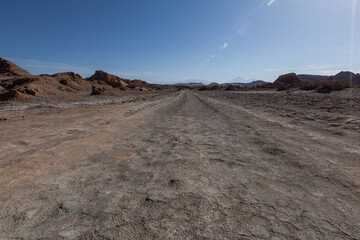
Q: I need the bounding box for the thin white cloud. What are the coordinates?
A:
[265,64,335,72]
[6,57,165,80]
[264,64,360,75]
[8,58,93,76]
[316,70,343,76]
[317,69,360,75]
[109,70,163,80]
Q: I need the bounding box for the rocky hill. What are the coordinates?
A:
[0,58,160,101]
[86,70,129,89]
[0,58,31,76]
[297,74,329,84]
[333,71,360,85]
[86,70,153,91]
[273,73,302,87]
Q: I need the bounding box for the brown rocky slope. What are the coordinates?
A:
[0,57,31,76]
[0,58,163,101]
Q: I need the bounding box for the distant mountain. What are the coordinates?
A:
[174,82,205,88]
[241,80,269,87]
[219,80,269,88]
[86,70,130,89]
[297,74,329,83]
[185,79,211,85]
[230,76,246,83]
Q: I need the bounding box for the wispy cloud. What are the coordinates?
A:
[6,57,166,81]
[315,70,343,76]
[265,64,334,72]
[8,58,94,76]
[304,64,334,70]
[264,64,360,75]
[108,70,164,80]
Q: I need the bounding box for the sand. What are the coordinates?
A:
[0,89,359,239]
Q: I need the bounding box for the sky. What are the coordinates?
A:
[1,0,359,84]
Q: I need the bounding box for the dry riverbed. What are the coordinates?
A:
[0,90,359,239]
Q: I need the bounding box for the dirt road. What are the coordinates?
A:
[0,90,359,239]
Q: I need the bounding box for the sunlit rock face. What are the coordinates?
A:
[0,58,31,76]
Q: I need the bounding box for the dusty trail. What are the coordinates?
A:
[0,90,359,239]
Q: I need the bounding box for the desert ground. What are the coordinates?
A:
[0,89,359,239]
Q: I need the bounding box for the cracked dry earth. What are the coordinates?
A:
[0,90,359,239]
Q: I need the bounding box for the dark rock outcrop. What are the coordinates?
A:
[91,85,104,95]
[86,70,128,89]
[333,71,360,85]
[273,73,301,87]
[297,74,329,84]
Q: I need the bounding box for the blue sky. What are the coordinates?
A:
[1,0,359,83]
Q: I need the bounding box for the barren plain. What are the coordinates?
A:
[0,89,359,239]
